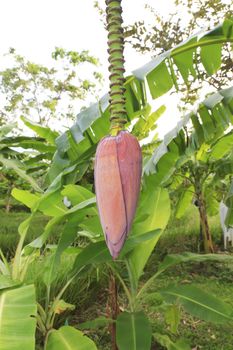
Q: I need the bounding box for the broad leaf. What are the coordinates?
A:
[157,252,233,276]
[72,241,111,273]
[137,252,233,299]
[165,304,181,334]
[116,311,152,350]
[200,28,222,75]
[209,130,233,159]
[46,326,97,350]
[43,214,85,286]
[175,186,194,219]
[61,184,97,217]
[29,197,96,249]
[133,19,232,99]
[78,316,113,330]
[160,284,233,323]
[21,116,59,144]
[0,155,42,192]
[144,87,233,178]
[72,19,233,138]
[0,275,20,290]
[154,333,191,350]
[120,229,162,257]
[72,229,162,275]
[128,180,170,282]
[0,285,37,350]
[11,188,40,209]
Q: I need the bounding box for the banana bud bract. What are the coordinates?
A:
[94,131,142,259]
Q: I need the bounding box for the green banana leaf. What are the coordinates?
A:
[46,326,97,350]
[0,285,37,350]
[116,311,152,350]
[160,284,233,323]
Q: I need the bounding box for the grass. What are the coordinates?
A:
[0,209,62,258]
[0,210,40,257]
[1,205,233,349]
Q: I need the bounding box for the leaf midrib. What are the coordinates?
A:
[57,331,73,350]
[130,313,137,350]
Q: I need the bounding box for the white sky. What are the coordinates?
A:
[0,0,182,136]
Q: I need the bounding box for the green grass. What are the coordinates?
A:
[0,210,47,257]
[0,209,63,258]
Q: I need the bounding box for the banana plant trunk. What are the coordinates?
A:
[106,273,119,350]
[197,191,214,253]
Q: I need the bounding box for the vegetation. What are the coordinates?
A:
[0,48,102,128]
[0,1,233,350]
[1,208,233,349]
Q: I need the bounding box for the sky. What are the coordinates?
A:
[0,0,175,68]
[0,0,183,136]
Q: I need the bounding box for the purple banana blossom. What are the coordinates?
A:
[94,131,142,259]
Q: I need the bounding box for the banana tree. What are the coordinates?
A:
[50,17,233,189]
[172,139,233,253]
[63,11,233,350]
[1,6,233,350]
[144,86,233,253]
[0,119,57,198]
[47,16,233,256]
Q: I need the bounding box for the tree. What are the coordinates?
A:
[0,48,102,129]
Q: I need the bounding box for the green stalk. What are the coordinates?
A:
[106,0,127,135]
[45,271,80,329]
[125,259,137,312]
[12,213,35,280]
[44,329,53,350]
